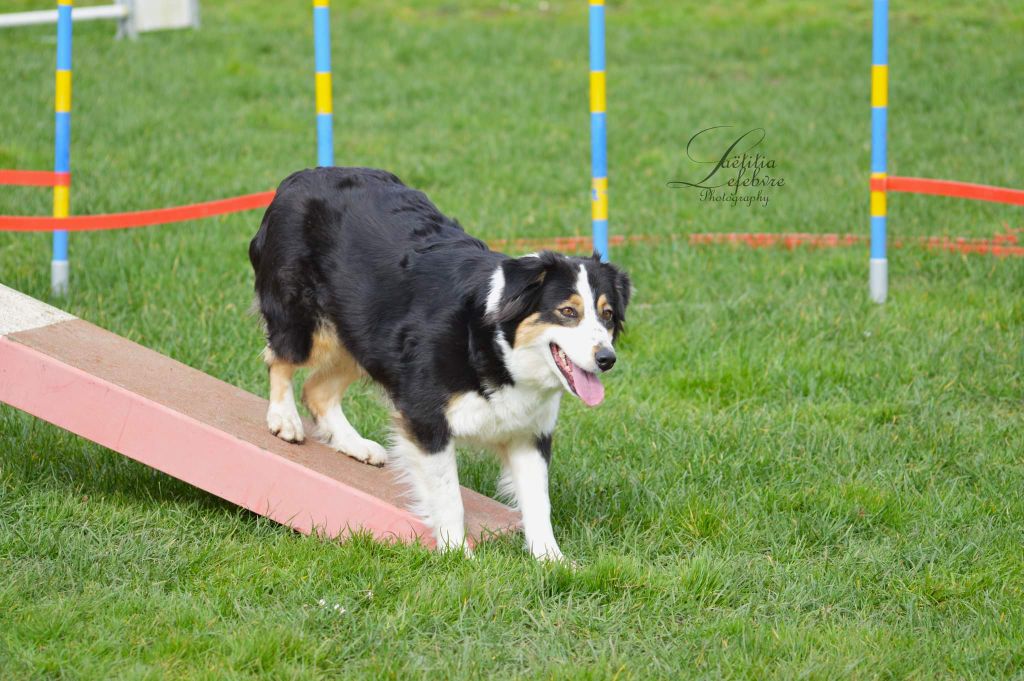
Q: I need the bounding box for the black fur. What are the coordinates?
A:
[250,167,630,453]
[536,434,554,464]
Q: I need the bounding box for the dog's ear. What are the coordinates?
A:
[491,251,560,324]
[592,252,632,315]
[614,267,632,313]
[599,261,632,337]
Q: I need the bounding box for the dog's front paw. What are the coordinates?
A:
[267,403,305,443]
[434,528,471,557]
[437,540,474,558]
[530,543,565,562]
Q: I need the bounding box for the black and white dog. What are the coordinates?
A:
[249,167,630,559]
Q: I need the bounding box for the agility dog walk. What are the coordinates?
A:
[0,284,520,547]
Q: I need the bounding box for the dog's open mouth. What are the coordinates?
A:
[550,343,605,406]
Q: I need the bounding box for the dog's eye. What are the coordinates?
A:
[559,307,578,318]
[601,308,613,321]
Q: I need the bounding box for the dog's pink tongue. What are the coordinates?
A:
[572,362,605,406]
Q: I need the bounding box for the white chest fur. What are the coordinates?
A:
[446,383,561,448]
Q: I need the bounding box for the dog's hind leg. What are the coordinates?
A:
[302,331,388,466]
[265,349,305,444]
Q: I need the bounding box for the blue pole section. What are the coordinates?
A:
[52,0,73,295]
[313,0,334,166]
[589,0,608,261]
[869,0,889,303]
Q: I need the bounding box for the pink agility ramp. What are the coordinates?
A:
[0,284,519,547]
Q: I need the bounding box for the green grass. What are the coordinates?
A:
[2,1,1023,677]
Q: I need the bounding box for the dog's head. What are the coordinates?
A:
[488,251,632,406]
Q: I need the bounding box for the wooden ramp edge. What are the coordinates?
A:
[0,284,520,548]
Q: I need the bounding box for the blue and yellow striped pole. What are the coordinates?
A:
[589,0,608,261]
[52,0,73,295]
[313,0,333,166]
[869,0,889,303]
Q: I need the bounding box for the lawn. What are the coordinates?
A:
[2,1,1023,678]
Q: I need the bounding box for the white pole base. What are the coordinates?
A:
[51,260,69,297]
[869,258,887,304]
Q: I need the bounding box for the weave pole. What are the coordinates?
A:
[52,0,73,295]
[869,0,889,303]
[589,0,608,261]
[313,0,333,166]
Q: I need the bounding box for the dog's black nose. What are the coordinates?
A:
[595,347,616,372]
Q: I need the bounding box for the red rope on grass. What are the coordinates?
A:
[0,170,70,187]
[2,182,1020,258]
[0,190,275,232]
[871,175,1024,206]
[687,232,865,249]
[918,235,1024,257]
[492,231,1024,258]
[493,233,868,253]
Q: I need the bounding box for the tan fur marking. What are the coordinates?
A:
[514,312,556,347]
[302,328,364,419]
[264,322,363,372]
[596,293,614,321]
[268,361,297,403]
[308,324,348,368]
[303,365,342,419]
